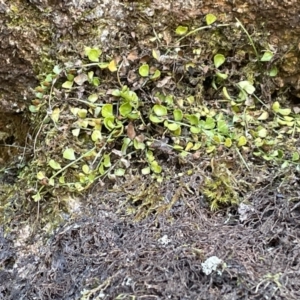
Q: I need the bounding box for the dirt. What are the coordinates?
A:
[1,173,300,299]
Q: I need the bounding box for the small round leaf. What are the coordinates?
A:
[175,25,188,35]
[115,168,125,176]
[48,159,62,170]
[119,103,132,116]
[139,64,149,77]
[173,109,183,121]
[206,13,217,25]
[88,94,98,103]
[153,104,167,116]
[166,122,180,131]
[63,148,76,160]
[102,104,113,117]
[214,54,225,68]
[260,51,273,62]
[91,130,101,141]
[238,136,247,147]
[238,81,255,94]
[62,81,73,89]
[108,59,117,72]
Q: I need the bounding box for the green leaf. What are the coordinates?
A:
[115,168,125,176]
[238,80,255,94]
[35,92,44,99]
[88,71,94,82]
[206,145,216,153]
[139,64,149,77]
[150,161,162,174]
[133,139,145,150]
[258,111,269,120]
[272,101,280,112]
[173,145,184,150]
[108,59,117,72]
[165,122,180,131]
[88,94,98,103]
[185,142,194,151]
[91,130,101,141]
[281,160,289,169]
[173,109,183,121]
[149,114,164,123]
[32,192,41,202]
[217,120,229,135]
[99,164,105,175]
[82,165,90,174]
[238,136,247,147]
[258,128,268,138]
[191,142,201,150]
[222,87,231,100]
[112,89,121,97]
[152,49,160,60]
[277,149,284,159]
[203,117,215,129]
[75,182,84,191]
[185,114,199,126]
[37,171,46,180]
[190,126,201,134]
[62,81,73,89]
[224,138,232,147]
[29,105,39,113]
[269,66,278,77]
[48,159,62,170]
[175,25,188,35]
[128,112,140,120]
[45,73,53,82]
[206,13,217,25]
[98,62,109,69]
[103,116,115,130]
[151,69,161,80]
[165,95,174,105]
[216,72,228,80]
[278,108,291,116]
[153,104,168,116]
[72,128,80,136]
[53,65,62,75]
[119,103,132,116]
[103,154,111,168]
[92,77,100,86]
[146,150,155,162]
[121,137,131,155]
[213,135,221,144]
[67,74,74,81]
[78,109,87,118]
[85,47,102,62]
[292,152,299,161]
[63,148,76,160]
[142,167,151,175]
[260,51,273,62]
[102,104,113,117]
[214,54,225,68]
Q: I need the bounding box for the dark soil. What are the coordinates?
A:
[1,175,300,300]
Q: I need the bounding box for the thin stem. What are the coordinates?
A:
[235,18,259,59]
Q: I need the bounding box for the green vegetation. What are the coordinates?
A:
[4,13,299,225]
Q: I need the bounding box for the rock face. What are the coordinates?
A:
[0,3,37,113]
[0,0,299,115]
